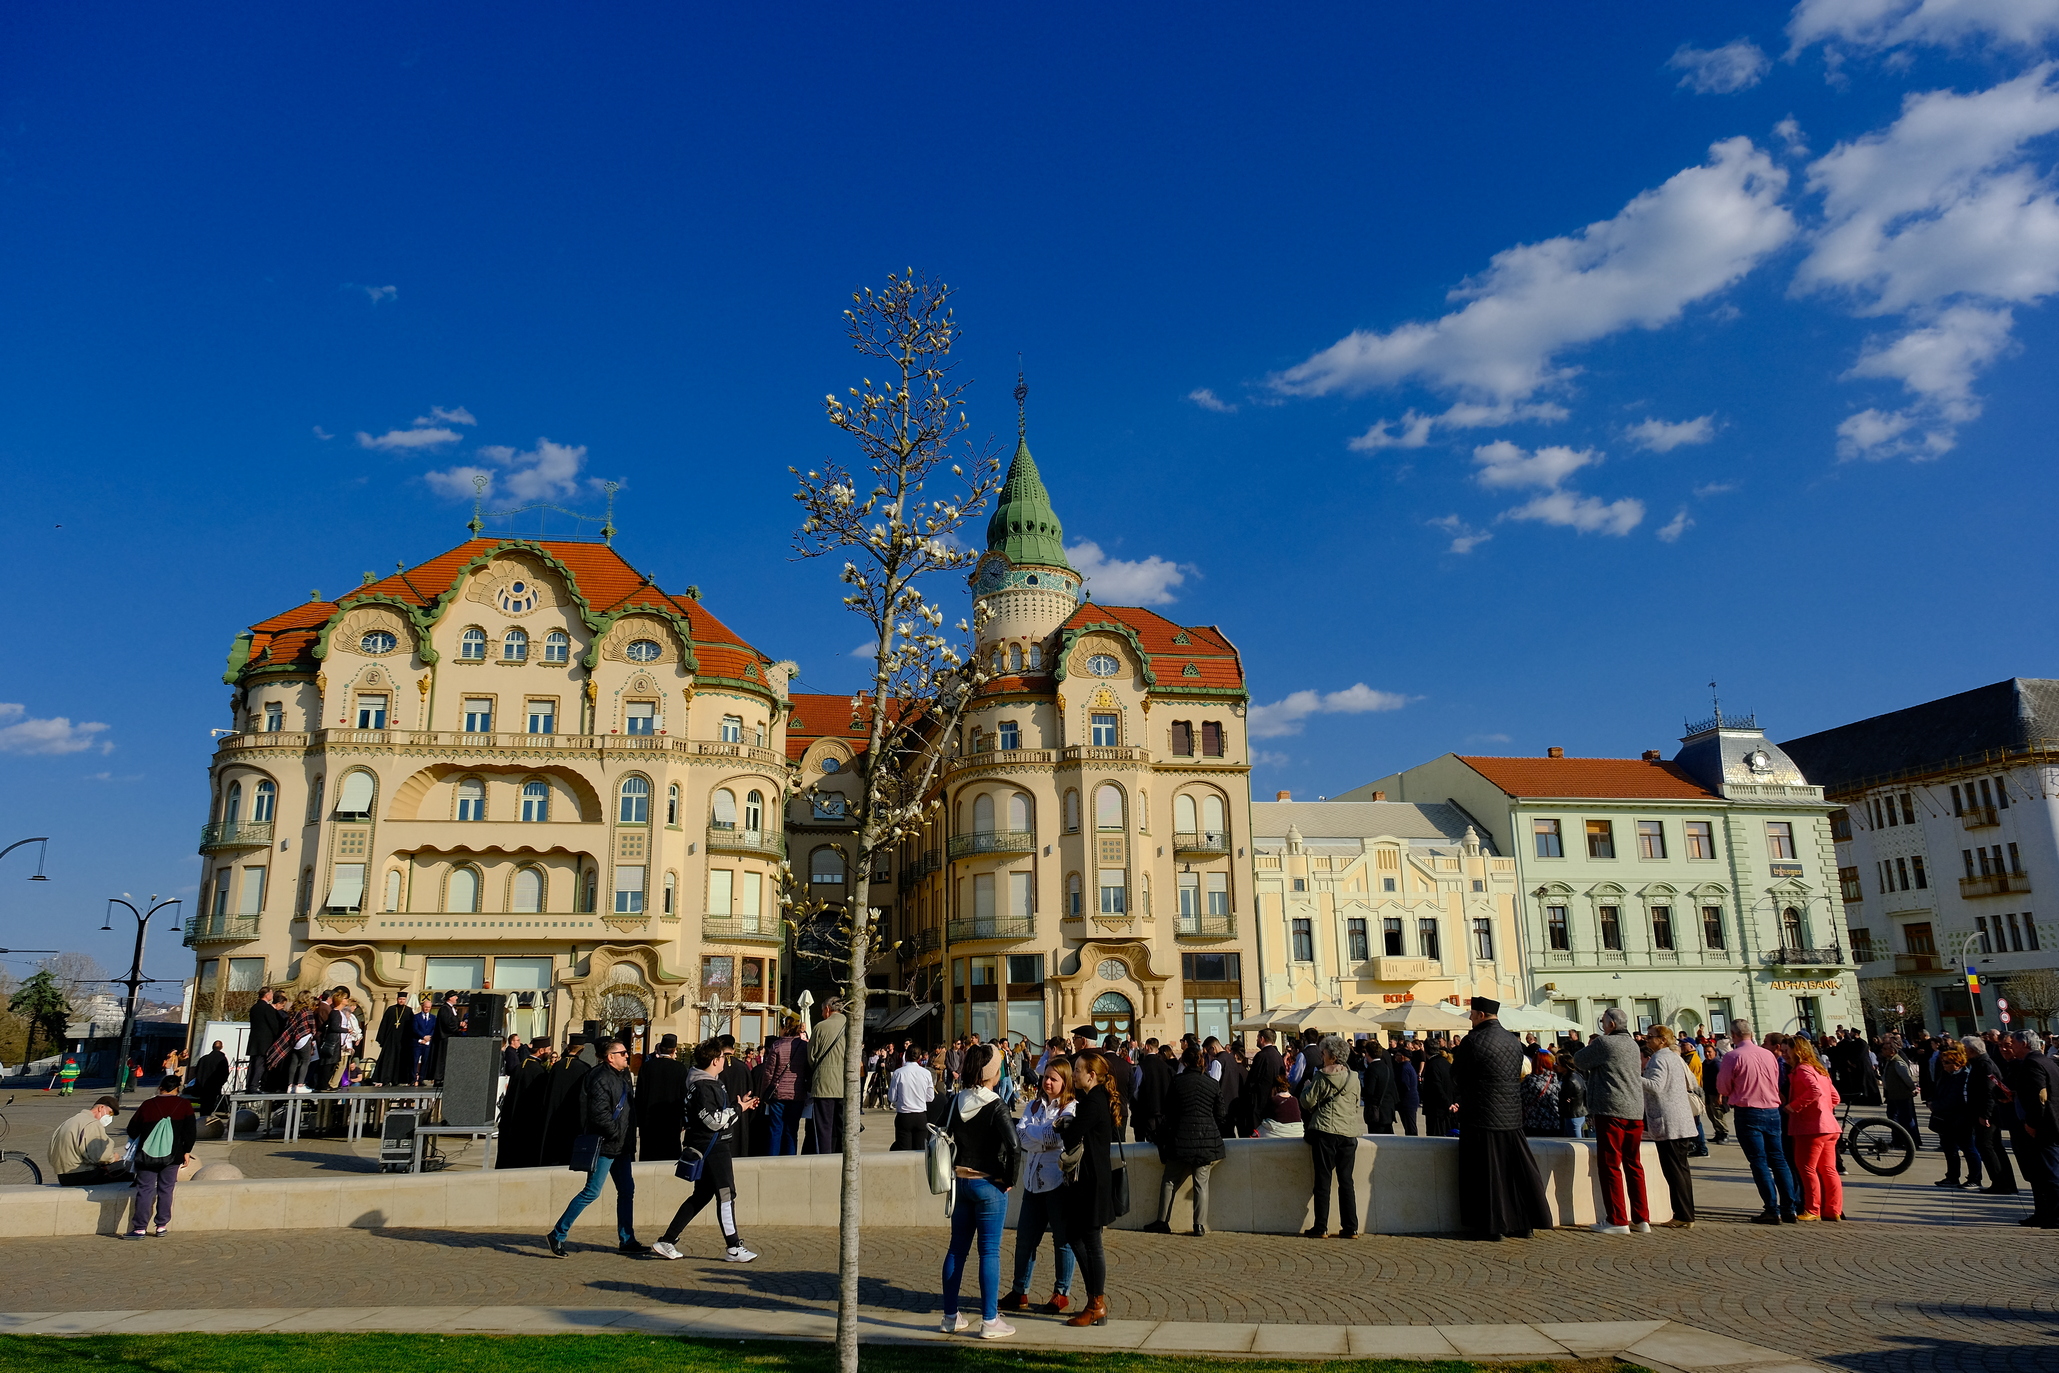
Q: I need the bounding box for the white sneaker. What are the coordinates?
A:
[941,1314,969,1334]
[1630,1221,1651,1234]
[1591,1222,1631,1235]
[651,1242,683,1260]
[724,1245,758,1263]
[977,1318,1016,1340]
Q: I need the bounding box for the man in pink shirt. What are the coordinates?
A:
[1715,1020,1799,1224]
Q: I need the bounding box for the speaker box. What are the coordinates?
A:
[441,1036,500,1127]
[466,992,507,1039]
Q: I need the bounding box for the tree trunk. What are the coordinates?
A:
[836,873,870,1373]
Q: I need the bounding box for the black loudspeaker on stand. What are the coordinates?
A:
[441,1036,500,1127]
[466,992,507,1039]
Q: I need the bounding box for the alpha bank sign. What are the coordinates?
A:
[1769,979,1841,991]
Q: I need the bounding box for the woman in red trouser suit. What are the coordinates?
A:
[1784,1038,1843,1221]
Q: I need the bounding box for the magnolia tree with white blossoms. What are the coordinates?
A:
[789,269,1000,1371]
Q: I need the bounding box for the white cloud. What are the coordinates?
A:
[1788,0,2059,55]
[1466,732,1514,745]
[311,426,333,441]
[1250,748,1292,768]
[1797,66,2059,455]
[1066,540,1190,606]
[0,703,111,756]
[851,641,878,660]
[418,405,477,427]
[359,426,463,451]
[1428,514,1493,554]
[1668,40,1770,94]
[1249,683,1412,739]
[1656,507,1694,542]
[1187,388,1236,413]
[1271,139,1793,407]
[1694,479,1740,496]
[1624,414,1718,451]
[1472,439,1598,490]
[343,283,398,304]
[427,437,590,502]
[1348,400,1569,450]
[1503,490,1648,535]
[1775,117,1810,158]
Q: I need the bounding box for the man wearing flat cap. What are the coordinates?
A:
[1451,996,1554,1240]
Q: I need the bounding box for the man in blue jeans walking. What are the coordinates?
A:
[1714,1019,1800,1224]
[546,1040,650,1257]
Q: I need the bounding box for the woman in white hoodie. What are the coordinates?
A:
[1641,1025,1698,1228]
[999,1061,1078,1315]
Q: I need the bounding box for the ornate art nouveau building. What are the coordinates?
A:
[890,426,1259,1047]
[189,536,797,1050]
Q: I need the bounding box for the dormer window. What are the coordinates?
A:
[460,627,488,660]
[502,628,528,662]
[498,580,537,614]
[359,630,398,655]
[543,631,570,664]
[1086,653,1119,677]
[625,639,661,663]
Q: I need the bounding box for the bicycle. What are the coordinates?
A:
[0,1150,42,1185]
[0,1093,15,1142]
[1840,1100,1916,1176]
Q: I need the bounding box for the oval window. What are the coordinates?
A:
[1087,653,1119,677]
[625,639,662,662]
[821,756,840,773]
[360,630,398,654]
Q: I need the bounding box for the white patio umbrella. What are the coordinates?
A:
[1495,1003,1585,1034]
[1368,999,1473,1032]
[1265,1001,1390,1036]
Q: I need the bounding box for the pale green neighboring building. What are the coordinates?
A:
[1345,715,1858,1038]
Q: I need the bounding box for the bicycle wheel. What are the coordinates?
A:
[0,1151,43,1186]
[1845,1116,1915,1176]
[0,1112,11,1142]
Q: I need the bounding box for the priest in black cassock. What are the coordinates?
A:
[496,1046,554,1169]
[429,992,467,1084]
[536,1035,598,1167]
[635,1034,688,1160]
[373,993,415,1086]
[1451,996,1555,1240]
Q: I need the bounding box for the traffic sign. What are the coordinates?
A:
[1998,997,2010,1012]
[2002,1010,2013,1025]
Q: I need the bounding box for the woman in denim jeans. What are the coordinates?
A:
[999,1061,1077,1314]
[939,1042,1017,1339]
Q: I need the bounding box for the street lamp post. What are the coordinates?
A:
[103,894,181,1108]
[1951,931,1992,1035]
[0,837,52,880]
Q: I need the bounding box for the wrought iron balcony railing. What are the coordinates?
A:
[199,820,273,852]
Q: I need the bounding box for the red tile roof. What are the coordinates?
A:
[1061,604,1245,690]
[1457,755,1720,801]
[782,691,919,762]
[237,538,773,679]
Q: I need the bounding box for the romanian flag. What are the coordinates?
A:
[1965,967,1982,995]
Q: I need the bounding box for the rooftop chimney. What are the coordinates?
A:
[1372,790,1387,801]
[1276,790,1291,802]
[1546,746,1564,759]
[1643,749,1662,761]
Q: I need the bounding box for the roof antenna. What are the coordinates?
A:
[468,473,487,534]
[1015,359,1028,441]
[1709,679,1722,730]
[602,480,618,546]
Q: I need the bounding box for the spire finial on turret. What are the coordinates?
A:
[1015,359,1027,441]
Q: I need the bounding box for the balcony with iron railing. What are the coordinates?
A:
[1961,872,2030,898]
[1895,952,1942,974]
[701,916,785,945]
[948,747,1056,776]
[1961,805,2000,830]
[1768,945,1846,967]
[1174,912,1236,939]
[199,820,273,852]
[706,825,786,859]
[945,916,1036,944]
[215,729,788,769]
[1172,830,1230,858]
[183,914,261,946]
[947,830,1035,861]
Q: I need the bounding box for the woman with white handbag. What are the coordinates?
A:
[936,1042,1020,1339]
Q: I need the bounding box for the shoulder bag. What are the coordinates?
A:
[675,1147,706,1183]
[1108,1140,1131,1218]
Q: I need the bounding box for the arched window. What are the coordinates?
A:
[460,627,488,660]
[543,630,570,664]
[521,780,550,822]
[712,788,738,828]
[744,790,764,831]
[663,871,677,915]
[1067,872,1083,917]
[252,779,276,823]
[1008,792,1031,831]
[456,777,485,821]
[1782,906,1804,948]
[223,782,243,824]
[973,793,995,833]
[619,776,650,823]
[383,869,403,912]
[1064,790,1081,832]
[503,627,529,662]
[448,867,480,913]
[336,770,375,818]
[512,867,544,913]
[666,784,680,826]
[1008,644,1023,673]
[1202,795,1226,837]
[307,777,324,824]
[1175,794,1197,833]
[811,847,846,887]
[1096,784,1124,830]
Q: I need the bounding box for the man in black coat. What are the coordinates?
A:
[636,1034,689,1160]
[188,1040,232,1113]
[537,1036,598,1167]
[1145,1047,1227,1235]
[2000,1032,2059,1228]
[373,993,415,1086]
[1132,1040,1174,1145]
[1450,997,1554,1240]
[1245,1030,1284,1128]
[1361,1047,1401,1133]
[717,1034,756,1157]
[430,993,467,1084]
[246,989,284,1092]
[1211,1040,1249,1138]
[496,1047,553,1169]
[543,1038,648,1257]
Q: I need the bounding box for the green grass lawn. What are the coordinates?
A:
[0,1335,1636,1373]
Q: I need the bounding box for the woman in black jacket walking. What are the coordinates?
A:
[1146,1046,1225,1235]
[1420,1046,1459,1137]
[1060,1049,1125,1327]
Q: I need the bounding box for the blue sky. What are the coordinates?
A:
[5,2,2059,984]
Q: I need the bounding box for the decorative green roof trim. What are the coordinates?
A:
[1051,621,1158,689]
[311,591,449,667]
[222,631,255,685]
[1146,686,1250,701]
[985,436,1071,570]
[692,676,780,705]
